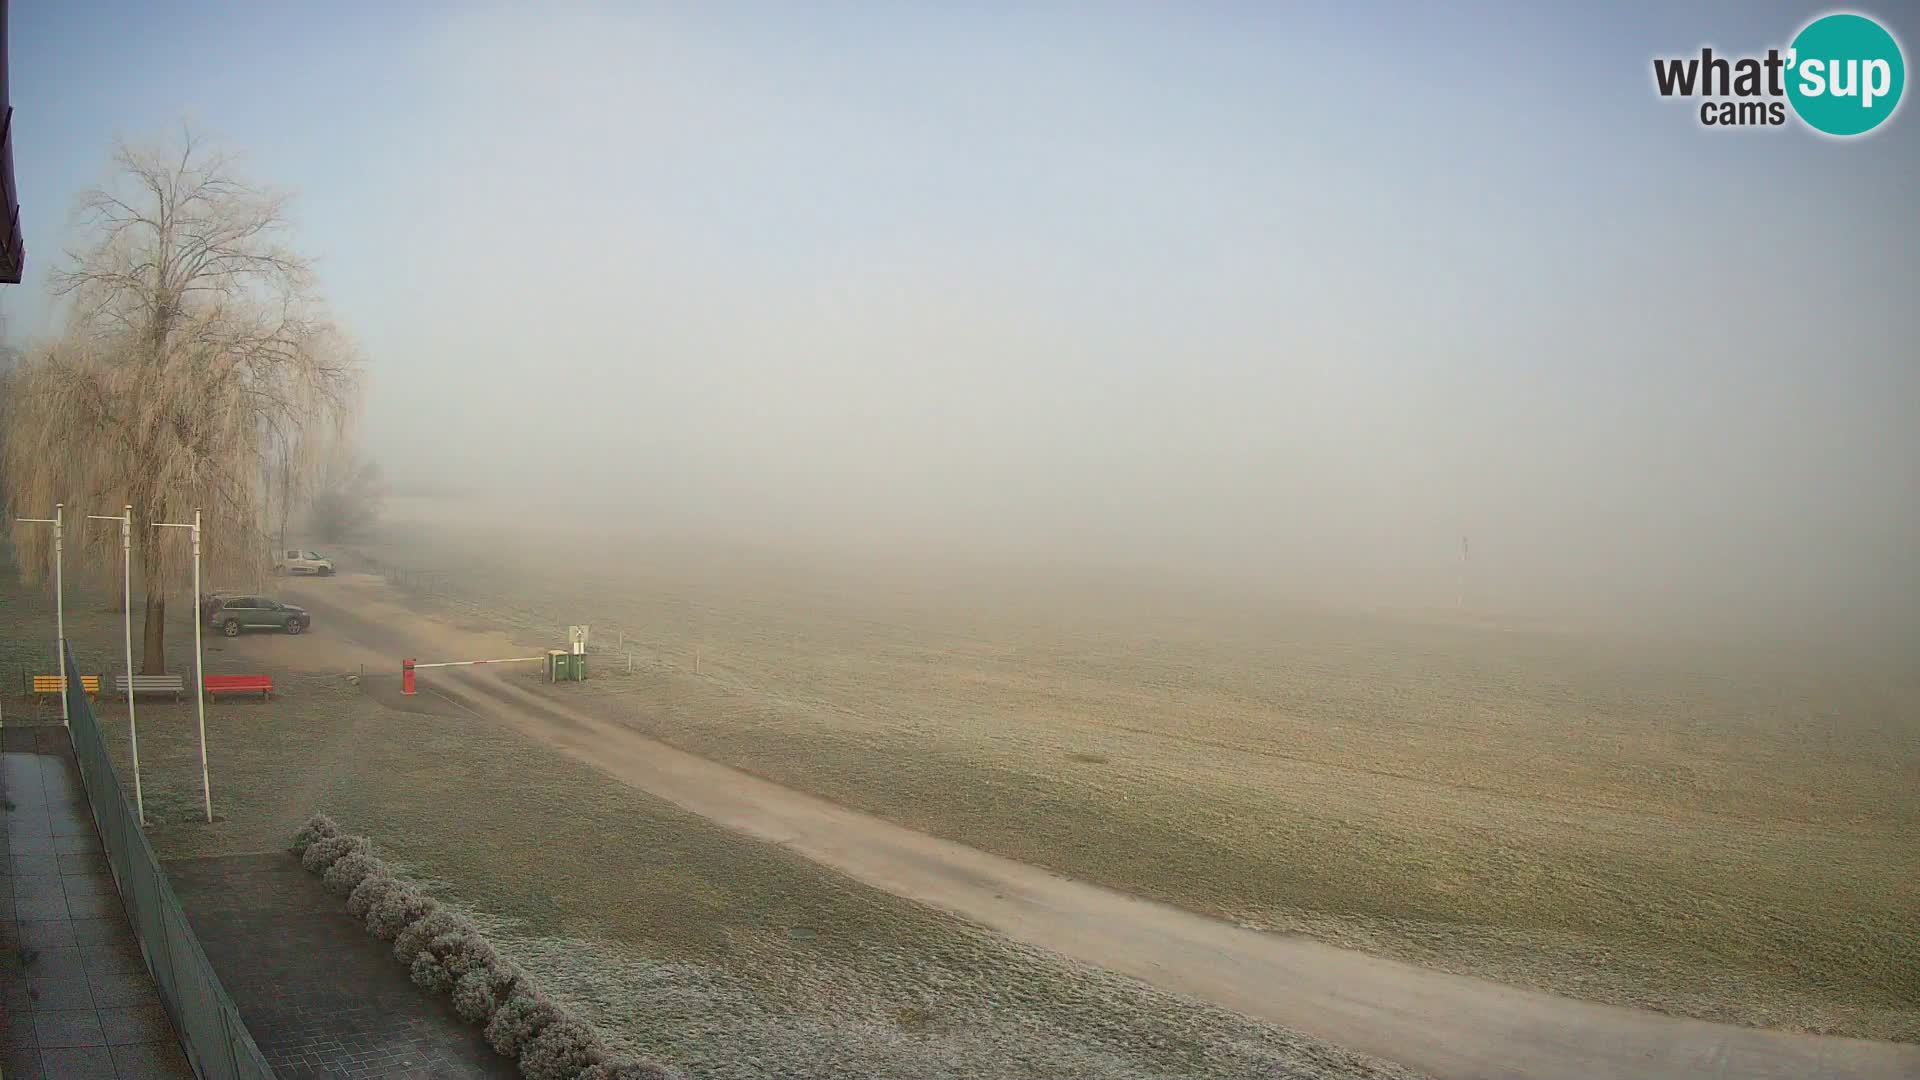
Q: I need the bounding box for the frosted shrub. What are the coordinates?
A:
[437,933,499,981]
[453,968,507,1023]
[367,886,437,940]
[324,851,381,896]
[414,930,492,995]
[517,1018,605,1080]
[288,814,341,855]
[485,957,528,1002]
[485,990,561,1057]
[293,826,627,1076]
[347,873,401,920]
[470,951,522,1006]
[301,834,367,874]
[395,909,473,966]
[411,948,456,993]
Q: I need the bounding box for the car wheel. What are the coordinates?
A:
[320,566,334,577]
[223,619,242,638]
[286,620,304,635]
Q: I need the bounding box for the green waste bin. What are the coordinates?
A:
[551,650,587,682]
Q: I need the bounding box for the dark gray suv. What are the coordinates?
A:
[207,595,312,636]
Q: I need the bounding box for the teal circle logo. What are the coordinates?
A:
[1787,13,1905,136]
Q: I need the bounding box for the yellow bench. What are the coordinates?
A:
[32,674,101,702]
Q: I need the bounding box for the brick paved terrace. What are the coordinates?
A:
[2,722,194,1080]
[4,716,522,1080]
[165,852,518,1080]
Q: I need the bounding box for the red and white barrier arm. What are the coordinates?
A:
[402,655,546,695]
[410,657,547,669]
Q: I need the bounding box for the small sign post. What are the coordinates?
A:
[568,624,589,656]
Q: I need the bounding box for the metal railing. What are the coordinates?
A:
[61,640,277,1079]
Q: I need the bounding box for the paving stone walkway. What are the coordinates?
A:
[166,852,518,1080]
[2,723,195,1080]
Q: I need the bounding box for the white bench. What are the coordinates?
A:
[114,674,187,701]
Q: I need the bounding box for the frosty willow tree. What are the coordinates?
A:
[2,126,359,672]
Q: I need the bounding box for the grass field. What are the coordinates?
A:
[340,499,1920,1042]
[0,546,1421,1079]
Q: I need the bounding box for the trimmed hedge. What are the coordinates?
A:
[368,886,437,941]
[453,968,507,1024]
[289,814,341,855]
[431,930,500,981]
[323,851,380,896]
[396,909,475,966]
[347,873,403,920]
[300,833,367,874]
[411,947,457,994]
[294,818,677,1080]
[486,990,562,1058]
[518,1018,606,1080]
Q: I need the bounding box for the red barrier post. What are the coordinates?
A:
[402,658,416,696]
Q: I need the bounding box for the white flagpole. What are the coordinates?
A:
[153,508,213,822]
[191,507,208,822]
[55,504,66,723]
[90,506,143,824]
[14,507,68,722]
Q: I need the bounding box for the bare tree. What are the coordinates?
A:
[0,125,358,672]
[265,410,344,552]
[308,449,385,543]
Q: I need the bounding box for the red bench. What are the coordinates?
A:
[204,674,273,700]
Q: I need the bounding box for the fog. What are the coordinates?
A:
[17,4,1920,639]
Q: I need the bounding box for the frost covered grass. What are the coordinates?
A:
[292,817,667,1078]
[345,522,1920,1042]
[18,564,1432,1077]
[466,911,1419,1080]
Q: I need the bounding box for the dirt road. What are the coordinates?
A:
[251,574,1920,1080]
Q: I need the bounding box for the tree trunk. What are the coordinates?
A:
[279,438,294,553]
[135,516,170,675]
[142,591,167,675]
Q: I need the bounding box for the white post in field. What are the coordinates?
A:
[90,506,144,824]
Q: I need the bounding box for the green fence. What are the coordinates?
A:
[62,641,277,1080]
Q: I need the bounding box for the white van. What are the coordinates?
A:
[273,549,335,576]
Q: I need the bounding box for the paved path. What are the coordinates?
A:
[285,575,1920,1080]
[2,723,194,1080]
[166,852,518,1080]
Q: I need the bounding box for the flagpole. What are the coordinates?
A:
[89,507,143,823]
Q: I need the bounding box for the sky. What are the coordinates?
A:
[5,1,1918,632]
